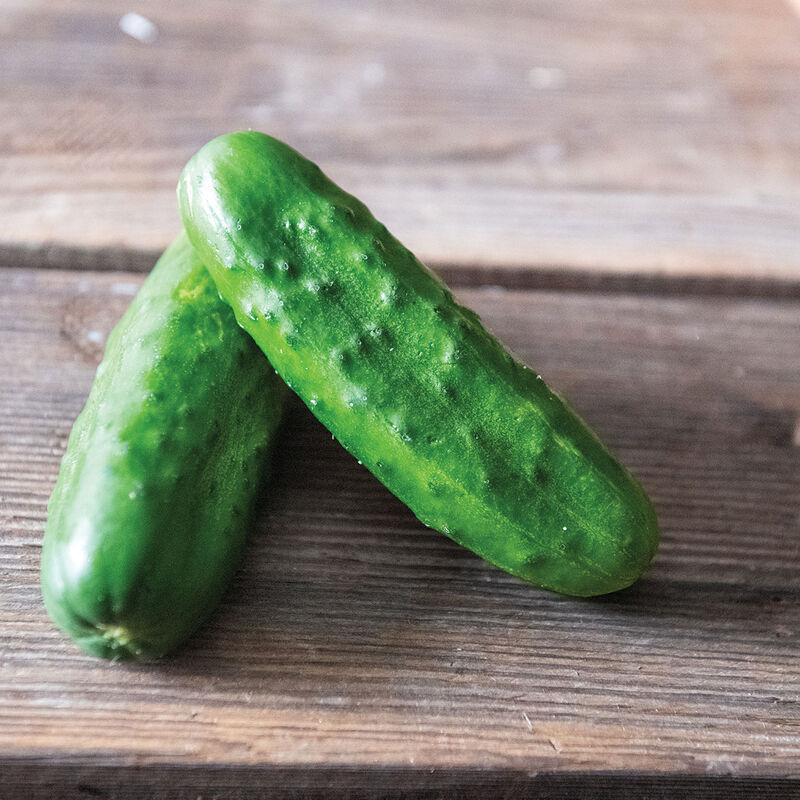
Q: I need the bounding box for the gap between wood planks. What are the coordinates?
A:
[2,242,800,302]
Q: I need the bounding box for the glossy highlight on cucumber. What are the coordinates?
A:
[41,233,288,660]
[179,131,659,596]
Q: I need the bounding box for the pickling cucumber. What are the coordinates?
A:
[179,132,658,596]
[41,233,288,660]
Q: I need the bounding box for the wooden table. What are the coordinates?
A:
[2,2,799,797]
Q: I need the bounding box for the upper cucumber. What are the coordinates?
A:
[179,132,658,596]
[41,233,288,659]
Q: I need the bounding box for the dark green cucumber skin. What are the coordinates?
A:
[179,132,658,596]
[41,233,287,660]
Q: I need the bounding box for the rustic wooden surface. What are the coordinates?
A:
[1,266,799,797]
[3,0,800,796]
[3,0,800,279]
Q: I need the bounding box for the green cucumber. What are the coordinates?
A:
[179,132,658,596]
[41,233,288,660]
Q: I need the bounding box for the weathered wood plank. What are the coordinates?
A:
[0,267,798,795]
[3,765,800,800]
[2,0,800,279]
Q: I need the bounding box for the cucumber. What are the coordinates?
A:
[179,132,658,596]
[41,233,288,660]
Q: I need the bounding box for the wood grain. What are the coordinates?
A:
[3,766,800,800]
[1,266,798,795]
[3,0,800,280]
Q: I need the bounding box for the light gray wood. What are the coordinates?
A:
[1,266,798,795]
[3,0,800,279]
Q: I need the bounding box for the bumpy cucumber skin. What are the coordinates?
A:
[41,233,287,660]
[179,132,658,596]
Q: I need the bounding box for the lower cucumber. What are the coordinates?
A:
[179,132,659,597]
[41,233,288,660]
